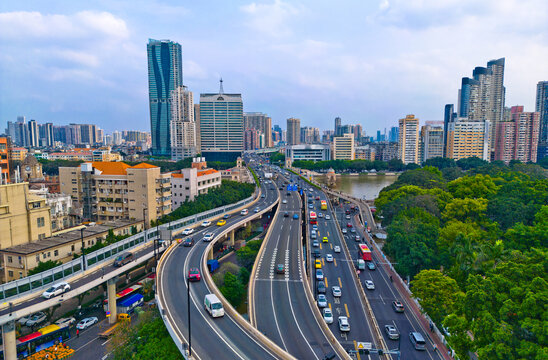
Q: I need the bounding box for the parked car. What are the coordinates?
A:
[203,233,214,242]
[188,268,201,282]
[338,316,350,332]
[183,238,195,247]
[332,286,342,297]
[26,312,46,327]
[325,254,333,262]
[55,317,76,327]
[76,317,98,330]
[323,308,333,324]
[317,294,328,308]
[42,282,71,299]
[334,246,341,253]
[392,300,405,313]
[365,280,375,290]
[113,252,134,267]
[201,221,211,227]
[385,324,400,340]
[182,228,194,235]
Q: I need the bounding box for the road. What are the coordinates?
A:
[335,201,443,360]
[251,173,337,359]
[159,176,283,360]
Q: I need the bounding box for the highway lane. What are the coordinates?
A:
[335,202,442,360]
[252,175,336,359]
[309,190,381,359]
[160,178,282,360]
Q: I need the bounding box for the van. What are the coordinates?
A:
[204,294,224,318]
[114,252,134,267]
[311,230,317,239]
[409,332,426,350]
[241,209,249,216]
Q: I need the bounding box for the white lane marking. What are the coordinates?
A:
[286,278,320,359]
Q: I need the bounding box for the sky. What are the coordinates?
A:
[1,0,547,135]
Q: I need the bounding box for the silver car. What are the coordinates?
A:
[317,294,328,308]
[323,308,333,324]
[385,324,400,340]
[365,280,375,290]
[332,286,342,297]
[338,316,350,332]
[42,282,71,299]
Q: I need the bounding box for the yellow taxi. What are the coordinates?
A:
[322,236,328,243]
[216,219,226,226]
[315,259,322,269]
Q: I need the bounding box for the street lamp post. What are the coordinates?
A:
[187,279,192,357]
[142,208,147,230]
[80,228,86,271]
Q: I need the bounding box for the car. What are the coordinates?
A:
[309,188,314,192]
[318,213,323,218]
[317,294,328,308]
[342,229,347,234]
[323,308,334,324]
[203,233,214,242]
[188,267,201,281]
[312,225,318,231]
[18,315,32,326]
[313,249,321,258]
[223,214,230,219]
[183,238,195,247]
[293,214,299,219]
[284,212,289,217]
[254,207,260,213]
[322,236,328,243]
[315,196,320,200]
[55,317,76,327]
[312,240,319,247]
[216,219,226,226]
[350,228,356,233]
[346,215,351,219]
[315,259,322,269]
[325,254,333,262]
[392,300,405,313]
[276,264,285,274]
[261,194,266,198]
[279,187,284,190]
[42,281,71,299]
[355,235,361,242]
[385,325,400,340]
[334,246,341,253]
[282,199,287,204]
[308,204,314,209]
[113,252,134,267]
[317,281,326,293]
[325,214,331,220]
[201,221,211,227]
[365,280,375,290]
[76,317,98,330]
[316,269,324,280]
[26,312,46,327]
[347,223,353,228]
[182,228,194,235]
[332,286,342,297]
[367,262,376,270]
[338,316,350,332]
[286,192,291,196]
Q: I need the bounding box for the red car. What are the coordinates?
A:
[347,223,353,228]
[188,268,201,282]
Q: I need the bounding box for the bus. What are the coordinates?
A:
[3,324,71,358]
[320,200,327,211]
[309,211,317,225]
[103,284,142,311]
[358,244,372,261]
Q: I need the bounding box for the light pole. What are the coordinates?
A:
[80,228,86,271]
[187,278,192,357]
[142,208,147,230]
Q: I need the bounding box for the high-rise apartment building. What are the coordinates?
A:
[194,104,201,150]
[420,122,444,162]
[443,104,457,157]
[286,118,301,145]
[494,106,540,163]
[147,39,183,156]
[446,118,490,161]
[353,124,363,141]
[398,115,420,164]
[333,133,355,160]
[340,124,353,136]
[0,137,10,184]
[244,112,272,148]
[244,129,261,150]
[199,81,244,162]
[536,81,548,161]
[170,86,197,160]
[28,120,38,148]
[300,126,320,144]
[334,117,342,136]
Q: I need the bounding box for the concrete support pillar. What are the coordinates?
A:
[2,320,16,360]
[207,248,214,260]
[107,278,118,324]
[228,230,235,246]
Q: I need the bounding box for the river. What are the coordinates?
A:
[315,173,398,200]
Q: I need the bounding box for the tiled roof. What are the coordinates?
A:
[171,173,184,178]
[197,168,219,177]
[130,163,157,169]
[91,162,131,175]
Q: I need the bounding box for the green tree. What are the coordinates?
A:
[423,157,456,169]
[411,270,461,324]
[442,198,488,223]
[220,272,245,307]
[28,260,63,276]
[456,156,488,170]
[447,174,500,199]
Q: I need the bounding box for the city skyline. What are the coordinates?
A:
[1,1,547,134]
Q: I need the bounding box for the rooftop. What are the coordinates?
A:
[197,169,219,176]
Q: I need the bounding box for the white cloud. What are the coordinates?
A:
[240,0,301,37]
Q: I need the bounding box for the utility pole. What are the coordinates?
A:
[80,228,86,271]
[187,280,192,357]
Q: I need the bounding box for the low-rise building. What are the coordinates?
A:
[0,137,10,184]
[333,134,355,160]
[9,147,28,161]
[220,157,253,183]
[285,144,331,162]
[171,157,222,207]
[355,146,376,161]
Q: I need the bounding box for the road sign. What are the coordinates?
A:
[106,311,111,318]
[357,342,372,350]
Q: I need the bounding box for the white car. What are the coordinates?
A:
[325,214,331,220]
[332,286,342,297]
[76,317,98,330]
[282,199,287,204]
[317,294,328,308]
[18,315,32,325]
[325,254,334,262]
[338,316,350,332]
[334,246,341,253]
[365,280,375,290]
[182,228,194,235]
[55,317,76,327]
[203,233,214,242]
[42,282,71,299]
[26,312,46,327]
[323,308,334,324]
[201,221,211,227]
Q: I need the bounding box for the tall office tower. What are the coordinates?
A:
[170,86,197,160]
[66,124,82,145]
[286,118,301,145]
[194,104,201,151]
[8,117,30,147]
[397,114,420,164]
[79,124,97,145]
[334,117,342,136]
[147,39,183,156]
[495,106,540,163]
[340,124,352,136]
[420,122,444,162]
[388,126,399,142]
[446,118,490,161]
[244,112,272,148]
[38,123,54,147]
[536,81,548,161]
[376,130,382,142]
[333,133,355,160]
[28,120,38,147]
[199,80,244,161]
[443,104,457,157]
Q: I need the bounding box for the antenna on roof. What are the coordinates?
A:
[219,78,224,94]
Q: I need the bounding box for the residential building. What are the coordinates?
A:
[147,39,183,156]
[355,145,376,161]
[443,104,457,157]
[322,130,334,143]
[0,137,9,184]
[28,120,38,148]
[29,186,75,231]
[244,129,261,150]
[446,118,490,161]
[398,114,420,164]
[59,161,171,224]
[333,133,355,160]
[286,118,301,145]
[494,106,540,163]
[199,81,244,162]
[285,144,331,162]
[420,122,444,162]
[220,157,253,183]
[353,124,363,141]
[38,123,54,147]
[244,112,272,148]
[9,147,28,162]
[194,104,201,150]
[334,117,342,136]
[0,182,52,249]
[301,126,320,144]
[340,124,353,136]
[170,86,197,160]
[171,157,222,206]
[536,81,548,161]
[372,142,399,162]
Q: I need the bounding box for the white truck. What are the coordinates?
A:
[204,294,224,318]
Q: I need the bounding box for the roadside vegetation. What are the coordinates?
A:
[269,152,285,164]
[374,157,547,359]
[292,158,408,172]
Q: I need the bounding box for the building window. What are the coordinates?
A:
[19,272,23,279]
[54,250,59,257]
[36,255,40,263]
[8,271,13,278]
[37,217,45,227]
[7,256,13,263]
[43,253,47,259]
[48,252,51,257]
[33,202,41,208]
[71,245,75,252]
